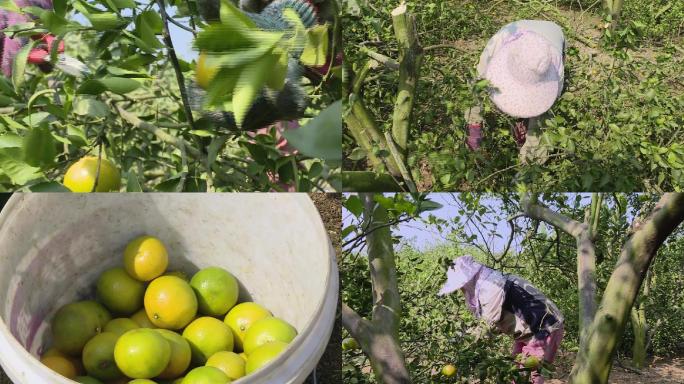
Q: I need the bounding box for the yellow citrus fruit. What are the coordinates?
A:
[104,318,140,337]
[190,267,239,317]
[442,364,457,377]
[114,328,171,379]
[123,236,169,282]
[183,366,229,384]
[74,376,103,384]
[130,308,157,329]
[224,302,272,351]
[155,329,192,379]
[206,351,245,380]
[63,156,121,193]
[128,380,157,384]
[41,355,78,379]
[245,341,288,375]
[243,317,297,355]
[97,267,146,315]
[82,332,123,381]
[196,52,219,90]
[239,352,248,362]
[342,337,359,350]
[144,275,198,330]
[182,317,234,365]
[524,356,541,369]
[42,347,84,374]
[52,301,112,356]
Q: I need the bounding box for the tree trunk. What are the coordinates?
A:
[341,194,411,384]
[605,0,624,31]
[570,193,684,384]
[631,270,650,369]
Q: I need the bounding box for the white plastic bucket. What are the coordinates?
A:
[0,193,338,384]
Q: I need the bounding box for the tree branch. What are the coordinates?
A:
[570,193,684,384]
[390,3,422,162]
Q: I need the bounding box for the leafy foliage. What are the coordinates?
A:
[342,193,684,382]
[0,0,341,191]
[343,0,684,191]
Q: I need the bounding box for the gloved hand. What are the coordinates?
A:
[464,105,484,150]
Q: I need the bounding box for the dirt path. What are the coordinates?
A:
[547,352,684,383]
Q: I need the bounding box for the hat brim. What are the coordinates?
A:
[485,45,562,118]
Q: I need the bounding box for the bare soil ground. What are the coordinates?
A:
[547,351,684,383]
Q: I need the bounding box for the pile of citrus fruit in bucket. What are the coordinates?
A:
[39,235,298,384]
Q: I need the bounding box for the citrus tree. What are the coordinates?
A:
[342,192,684,383]
[342,0,684,191]
[0,0,342,192]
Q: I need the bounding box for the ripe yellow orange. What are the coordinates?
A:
[206,351,246,380]
[51,301,111,356]
[190,267,239,317]
[196,52,219,90]
[123,236,169,282]
[442,364,457,377]
[128,380,157,384]
[224,302,272,351]
[96,267,145,315]
[183,366,229,384]
[104,318,140,337]
[63,156,121,192]
[42,347,84,374]
[41,355,79,379]
[144,275,198,330]
[130,308,157,329]
[155,329,192,379]
[245,341,289,375]
[113,328,171,379]
[243,317,297,355]
[82,332,123,381]
[182,317,234,365]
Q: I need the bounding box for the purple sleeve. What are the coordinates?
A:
[1,11,29,77]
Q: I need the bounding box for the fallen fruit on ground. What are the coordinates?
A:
[224,302,272,351]
[342,337,359,350]
[442,364,457,377]
[190,266,239,317]
[144,275,198,330]
[243,316,297,354]
[63,156,121,193]
[206,351,246,380]
[113,328,171,379]
[124,235,169,282]
[245,341,289,374]
[82,332,123,381]
[182,316,234,365]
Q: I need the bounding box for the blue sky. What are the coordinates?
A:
[342,194,595,253]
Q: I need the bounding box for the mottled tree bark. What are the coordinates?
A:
[570,193,684,383]
[341,194,411,384]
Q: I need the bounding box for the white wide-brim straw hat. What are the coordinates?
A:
[484,30,563,118]
[437,255,483,296]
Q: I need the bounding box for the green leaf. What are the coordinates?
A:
[232,52,279,128]
[22,125,56,168]
[126,171,143,192]
[219,0,256,29]
[345,195,364,217]
[0,0,20,12]
[266,48,288,91]
[0,148,42,185]
[301,25,329,66]
[28,181,69,192]
[73,97,109,118]
[282,100,342,162]
[77,77,141,95]
[134,12,163,51]
[0,134,22,148]
[87,12,127,31]
[207,135,228,169]
[12,40,38,90]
